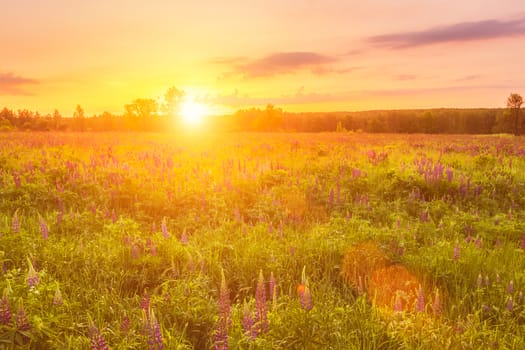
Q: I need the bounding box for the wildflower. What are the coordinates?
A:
[89,325,109,350]
[415,285,425,313]
[53,286,63,306]
[242,301,256,340]
[507,297,514,312]
[433,289,442,317]
[214,269,230,350]
[16,304,30,331]
[120,316,131,333]
[453,243,460,261]
[161,217,169,238]
[149,310,163,350]
[141,293,150,319]
[0,291,11,325]
[12,210,20,233]
[507,280,514,294]
[393,292,403,313]
[180,228,188,245]
[485,275,490,287]
[39,216,49,239]
[299,285,313,311]
[27,258,39,287]
[255,270,268,333]
[476,273,483,289]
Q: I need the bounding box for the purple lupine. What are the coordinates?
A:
[214,270,230,350]
[53,286,63,306]
[39,216,49,239]
[27,259,39,287]
[161,217,169,238]
[299,285,313,311]
[12,211,20,233]
[255,270,268,334]
[507,280,514,294]
[446,166,453,182]
[476,273,483,289]
[393,292,403,313]
[120,316,131,333]
[16,304,30,331]
[507,297,514,312]
[453,243,460,261]
[0,291,11,325]
[420,211,429,223]
[242,301,256,340]
[485,275,490,287]
[141,294,151,319]
[269,272,277,305]
[415,285,425,313]
[89,325,109,350]
[148,310,163,350]
[433,289,442,316]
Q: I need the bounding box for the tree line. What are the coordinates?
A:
[0,91,522,134]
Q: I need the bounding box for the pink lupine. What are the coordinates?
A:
[255,270,268,333]
[141,293,151,319]
[393,292,403,313]
[415,285,425,313]
[0,291,11,325]
[242,301,256,340]
[39,216,49,239]
[214,269,230,350]
[507,280,514,294]
[16,304,30,331]
[433,289,442,316]
[89,325,109,350]
[299,285,313,311]
[27,259,39,287]
[507,297,514,312]
[12,210,20,233]
[53,286,63,306]
[453,243,460,261]
[161,217,169,238]
[476,273,483,289]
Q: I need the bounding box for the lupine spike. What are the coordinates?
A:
[27,258,39,287]
[39,215,49,239]
[0,289,11,325]
[149,310,163,350]
[508,280,514,294]
[416,284,425,313]
[476,273,483,289]
[255,270,268,334]
[300,285,313,311]
[433,289,442,316]
[16,303,30,331]
[453,243,460,261]
[242,301,256,340]
[161,217,169,238]
[393,291,403,313]
[89,324,109,350]
[53,285,63,306]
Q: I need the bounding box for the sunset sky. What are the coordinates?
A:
[2,0,525,116]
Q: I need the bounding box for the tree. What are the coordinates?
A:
[73,104,86,131]
[507,93,523,135]
[124,98,158,119]
[162,86,185,116]
[53,109,62,130]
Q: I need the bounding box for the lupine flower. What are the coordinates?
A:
[214,270,230,350]
[12,210,20,233]
[299,285,313,311]
[242,301,256,340]
[141,293,150,319]
[485,275,490,287]
[180,229,188,245]
[269,272,277,307]
[120,316,131,333]
[433,289,442,316]
[89,325,109,350]
[53,286,63,306]
[507,280,514,294]
[507,297,514,312]
[415,285,425,313]
[453,243,460,261]
[16,304,30,331]
[39,216,49,239]
[0,291,11,325]
[27,258,39,287]
[161,217,169,238]
[148,310,163,350]
[477,273,483,289]
[393,292,403,313]
[255,270,268,333]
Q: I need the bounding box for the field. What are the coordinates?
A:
[1,131,525,349]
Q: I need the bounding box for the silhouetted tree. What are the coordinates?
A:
[73,104,86,131]
[507,93,523,135]
[162,86,185,116]
[53,109,62,130]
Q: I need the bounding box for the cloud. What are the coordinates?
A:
[369,16,525,49]
[0,72,38,95]
[216,51,338,78]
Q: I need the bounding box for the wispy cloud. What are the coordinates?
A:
[369,16,525,49]
[0,72,38,95]
[216,51,338,78]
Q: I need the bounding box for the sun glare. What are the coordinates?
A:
[179,97,209,127]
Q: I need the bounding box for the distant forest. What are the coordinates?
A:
[1,94,523,135]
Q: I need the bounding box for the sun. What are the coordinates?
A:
[179,97,209,127]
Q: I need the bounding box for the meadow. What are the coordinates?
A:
[1,131,525,349]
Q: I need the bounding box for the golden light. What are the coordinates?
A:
[179,97,209,127]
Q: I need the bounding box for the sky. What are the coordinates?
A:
[1,0,525,116]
